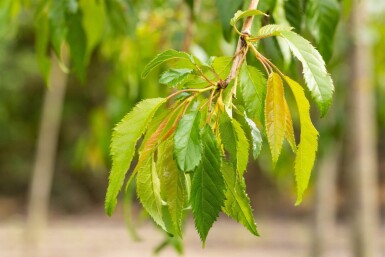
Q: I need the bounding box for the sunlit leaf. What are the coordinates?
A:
[265,73,285,165]
[136,155,166,230]
[279,30,334,116]
[159,68,193,87]
[284,99,296,152]
[238,64,266,124]
[174,111,202,172]
[284,76,318,205]
[141,50,192,78]
[158,139,185,237]
[105,98,166,216]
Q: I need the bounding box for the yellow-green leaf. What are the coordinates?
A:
[105,98,166,216]
[285,76,319,205]
[265,73,286,164]
[284,99,296,153]
[136,155,165,230]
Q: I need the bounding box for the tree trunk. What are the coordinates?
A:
[347,0,379,256]
[311,146,340,257]
[25,52,68,254]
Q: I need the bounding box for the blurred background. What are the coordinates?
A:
[0,0,384,256]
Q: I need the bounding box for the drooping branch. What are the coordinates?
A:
[222,0,259,88]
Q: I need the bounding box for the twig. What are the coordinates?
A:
[222,0,260,88]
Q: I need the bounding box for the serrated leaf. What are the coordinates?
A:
[174,111,202,172]
[284,76,318,205]
[230,9,266,27]
[136,155,166,230]
[158,139,185,237]
[222,162,258,236]
[258,24,293,37]
[219,113,249,177]
[284,99,296,152]
[306,0,340,62]
[159,68,193,87]
[191,125,225,245]
[141,50,193,78]
[265,73,286,165]
[245,116,263,159]
[279,30,334,117]
[105,98,166,216]
[238,64,266,124]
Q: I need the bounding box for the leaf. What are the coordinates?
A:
[191,125,225,245]
[159,68,193,87]
[284,76,318,205]
[305,0,340,62]
[245,115,263,159]
[105,98,166,216]
[284,99,296,152]
[222,162,258,236]
[79,0,105,59]
[136,155,166,230]
[174,111,202,172]
[284,0,304,32]
[215,0,243,41]
[230,9,267,30]
[66,10,87,79]
[258,24,293,37]
[158,140,185,237]
[219,113,249,177]
[265,73,286,165]
[278,30,334,117]
[238,64,266,124]
[141,49,192,78]
[212,56,233,79]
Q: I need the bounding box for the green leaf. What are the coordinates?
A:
[158,139,185,237]
[174,111,202,172]
[219,113,249,177]
[105,98,166,216]
[191,125,225,245]
[245,115,263,159]
[284,0,304,32]
[238,64,266,124]
[80,0,105,60]
[66,10,87,80]
[159,68,193,87]
[222,162,258,236]
[305,0,340,62]
[258,24,293,37]
[284,99,296,153]
[230,9,266,32]
[278,30,334,117]
[284,76,318,205]
[141,49,192,78]
[265,73,286,165]
[215,0,243,41]
[136,155,166,230]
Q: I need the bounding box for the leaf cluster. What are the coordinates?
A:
[105,8,334,245]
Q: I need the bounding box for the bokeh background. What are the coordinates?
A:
[0,0,384,256]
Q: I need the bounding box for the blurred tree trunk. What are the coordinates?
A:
[25,52,68,254]
[347,0,379,256]
[311,146,340,257]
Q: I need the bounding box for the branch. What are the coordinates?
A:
[222,0,259,88]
